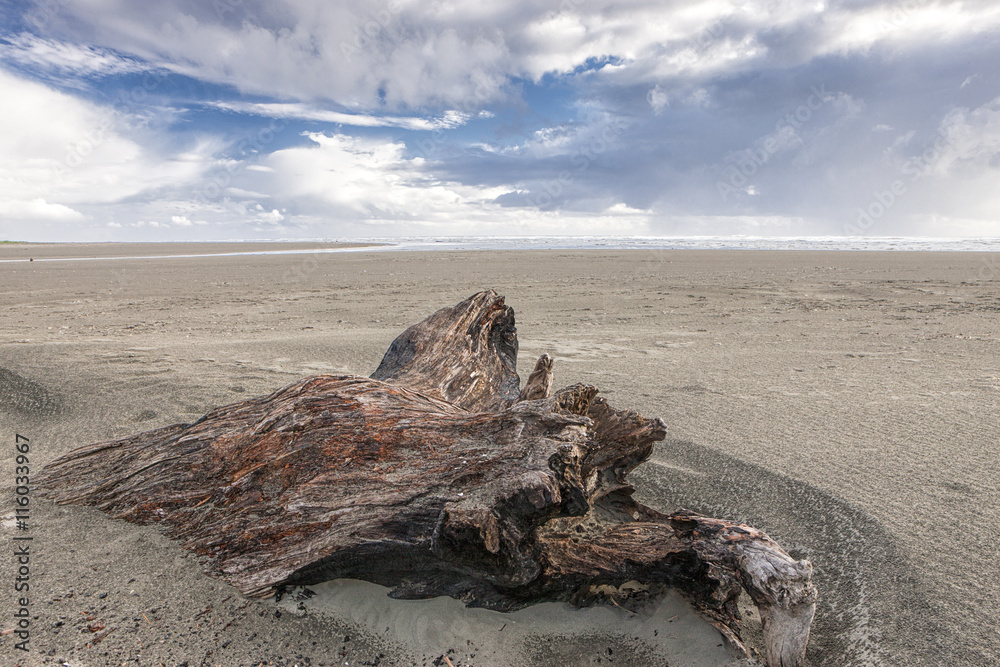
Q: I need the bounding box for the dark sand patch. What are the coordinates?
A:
[0,367,60,416]
[633,441,963,666]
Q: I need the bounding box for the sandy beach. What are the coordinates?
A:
[1,243,998,666]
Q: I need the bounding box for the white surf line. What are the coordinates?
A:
[3,237,998,262]
[0,245,401,264]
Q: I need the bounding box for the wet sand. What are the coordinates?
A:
[1,243,997,665]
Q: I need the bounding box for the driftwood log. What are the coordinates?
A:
[37,290,816,666]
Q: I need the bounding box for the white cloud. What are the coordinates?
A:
[519,11,596,77]
[0,68,210,230]
[930,97,1000,175]
[254,208,285,224]
[529,125,576,152]
[878,98,1000,182]
[0,198,85,222]
[259,132,504,219]
[4,1,1000,241]
[0,33,151,78]
[46,0,513,108]
[647,85,669,114]
[212,102,471,130]
[235,131,653,235]
[960,73,981,89]
[604,202,649,215]
[685,88,711,108]
[494,104,628,160]
[814,2,1000,56]
[45,1,1000,110]
[226,187,271,198]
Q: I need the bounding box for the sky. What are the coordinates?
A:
[1,0,999,242]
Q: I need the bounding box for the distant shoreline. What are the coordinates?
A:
[1,236,999,262]
[0,241,381,263]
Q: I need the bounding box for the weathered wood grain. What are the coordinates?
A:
[36,290,815,666]
[371,289,519,412]
[518,353,554,402]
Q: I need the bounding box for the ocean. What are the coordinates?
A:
[2,236,999,264]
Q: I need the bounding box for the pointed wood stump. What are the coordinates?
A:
[37,290,815,666]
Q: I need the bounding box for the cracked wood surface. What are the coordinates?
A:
[37,290,816,666]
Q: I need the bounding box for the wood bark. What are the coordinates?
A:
[370,290,520,412]
[517,353,553,402]
[37,289,815,666]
